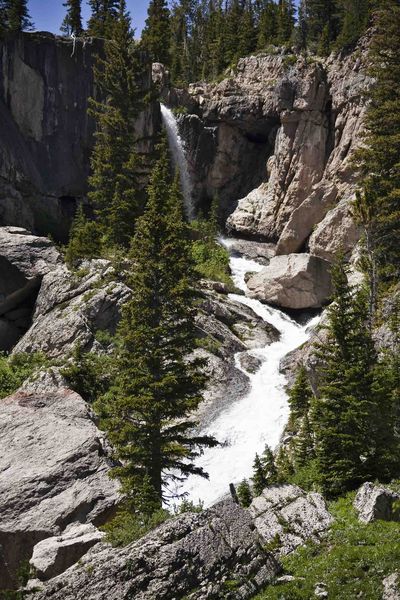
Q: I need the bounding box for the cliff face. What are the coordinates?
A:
[0,32,160,241]
[175,39,370,263]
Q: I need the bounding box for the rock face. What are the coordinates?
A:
[246,254,332,310]
[173,39,369,261]
[383,573,400,600]
[0,388,120,590]
[354,482,400,524]
[0,32,160,240]
[250,485,333,556]
[31,500,281,600]
[0,226,61,350]
[30,524,105,581]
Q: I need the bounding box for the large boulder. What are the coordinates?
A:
[0,227,61,350]
[246,254,332,310]
[0,389,120,589]
[250,485,334,556]
[354,482,400,524]
[30,499,280,600]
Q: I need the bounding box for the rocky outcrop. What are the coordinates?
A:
[0,388,120,590]
[246,254,332,310]
[30,499,281,600]
[0,226,61,350]
[250,485,333,556]
[13,260,131,358]
[0,32,160,240]
[354,482,400,524]
[383,573,400,600]
[30,524,105,582]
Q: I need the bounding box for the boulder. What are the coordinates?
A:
[30,524,105,581]
[238,352,263,374]
[0,389,120,589]
[250,485,333,556]
[354,482,400,524]
[383,573,400,600]
[246,254,332,310]
[30,500,281,600]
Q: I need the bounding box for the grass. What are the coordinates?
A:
[254,491,400,600]
[0,352,49,399]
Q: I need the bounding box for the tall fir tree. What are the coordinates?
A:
[257,0,278,49]
[94,147,217,510]
[65,204,101,267]
[252,453,268,496]
[88,0,119,37]
[88,0,146,250]
[306,0,340,54]
[287,365,314,430]
[6,0,33,32]
[336,0,370,48]
[237,478,252,507]
[312,256,378,497]
[61,0,83,36]
[260,444,277,483]
[141,0,171,66]
[276,0,295,44]
[356,0,400,283]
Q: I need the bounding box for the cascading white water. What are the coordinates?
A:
[160,104,194,219]
[177,238,320,507]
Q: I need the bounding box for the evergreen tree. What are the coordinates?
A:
[295,0,308,52]
[357,1,400,283]
[88,0,145,249]
[257,0,278,49]
[6,0,33,32]
[260,444,277,483]
[312,256,377,497]
[141,0,171,66]
[293,413,315,469]
[94,148,218,510]
[306,0,340,54]
[287,365,313,428]
[170,0,192,84]
[336,0,369,48]
[276,0,295,44]
[252,453,267,496]
[65,204,101,267]
[237,0,256,59]
[237,478,253,507]
[88,0,119,37]
[275,445,294,482]
[61,0,83,36]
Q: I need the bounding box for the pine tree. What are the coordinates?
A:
[312,255,377,497]
[237,1,256,59]
[275,445,294,482]
[237,478,253,507]
[141,0,171,66]
[6,0,33,32]
[306,0,340,54]
[276,0,295,45]
[356,1,400,283]
[293,413,314,469]
[261,444,277,483]
[61,0,83,36]
[94,148,218,510]
[65,204,102,267]
[88,0,119,37]
[287,365,313,429]
[295,0,308,52]
[257,0,278,49]
[252,453,267,496]
[88,0,145,249]
[336,0,369,48]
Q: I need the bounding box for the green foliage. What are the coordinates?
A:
[61,344,113,404]
[177,498,204,513]
[88,1,147,250]
[237,478,253,507]
[0,353,48,400]
[65,204,102,267]
[287,365,313,428]
[255,491,400,599]
[94,145,218,512]
[140,0,171,65]
[252,446,278,496]
[87,0,119,37]
[61,0,83,35]
[102,504,170,547]
[3,0,33,33]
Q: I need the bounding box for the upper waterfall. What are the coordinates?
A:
[160,104,194,220]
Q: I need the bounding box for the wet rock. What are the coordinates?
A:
[250,485,333,556]
[30,524,105,581]
[238,352,263,374]
[354,482,400,524]
[247,254,332,310]
[383,573,400,600]
[226,239,276,265]
[0,389,120,589]
[30,500,281,600]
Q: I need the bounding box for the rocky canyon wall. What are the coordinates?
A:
[0,32,160,241]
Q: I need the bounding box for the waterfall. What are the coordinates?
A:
[160,104,194,220]
[176,239,321,507]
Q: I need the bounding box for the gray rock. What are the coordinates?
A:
[247,254,332,310]
[0,389,120,589]
[31,500,281,600]
[250,485,334,556]
[238,352,263,374]
[30,524,105,581]
[227,239,276,265]
[383,573,400,600]
[354,482,400,524]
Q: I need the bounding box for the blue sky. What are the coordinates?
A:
[29,0,149,36]
[29,0,300,37]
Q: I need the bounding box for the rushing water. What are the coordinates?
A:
[177,239,320,507]
[160,104,194,219]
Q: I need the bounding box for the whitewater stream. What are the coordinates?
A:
[161,103,320,507]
